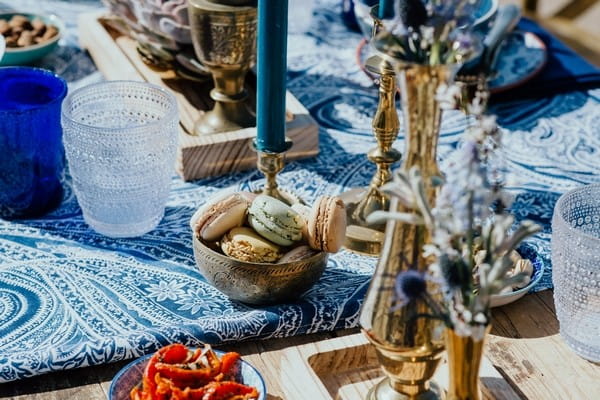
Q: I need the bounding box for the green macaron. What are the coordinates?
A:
[248,195,305,246]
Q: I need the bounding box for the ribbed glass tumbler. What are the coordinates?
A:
[61,81,179,238]
[551,183,600,362]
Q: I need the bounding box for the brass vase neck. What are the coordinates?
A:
[360,63,453,400]
[445,326,492,400]
[398,64,451,179]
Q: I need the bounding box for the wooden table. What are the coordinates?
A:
[1,290,598,400]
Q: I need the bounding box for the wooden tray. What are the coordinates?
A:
[279,334,520,400]
[77,12,319,181]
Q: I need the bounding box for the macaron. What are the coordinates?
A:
[278,245,318,264]
[248,195,305,246]
[291,203,311,240]
[238,191,258,203]
[291,203,311,221]
[193,193,249,242]
[221,227,282,263]
[307,196,347,253]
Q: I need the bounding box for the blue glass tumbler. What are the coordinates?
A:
[0,67,68,219]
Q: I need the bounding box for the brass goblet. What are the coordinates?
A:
[188,0,257,135]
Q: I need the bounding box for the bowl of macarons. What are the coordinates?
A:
[191,192,347,305]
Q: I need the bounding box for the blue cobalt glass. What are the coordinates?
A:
[0,67,68,219]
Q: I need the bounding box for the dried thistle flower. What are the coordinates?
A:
[368,84,541,337]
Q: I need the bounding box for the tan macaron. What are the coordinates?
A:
[307,196,347,253]
[221,227,282,263]
[193,194,249,242]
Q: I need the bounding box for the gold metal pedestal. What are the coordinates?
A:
[188,0,257,135]
[254,141,301,206]
[341,56,401,256]
[367,378,445,400]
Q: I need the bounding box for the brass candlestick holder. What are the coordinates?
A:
[188,0,257,135]
[253,140,301,206]
[340,55,401,256]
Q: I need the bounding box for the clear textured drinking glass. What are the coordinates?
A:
[551,183,600,362]
[61,81,179,238]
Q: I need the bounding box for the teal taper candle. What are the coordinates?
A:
[379,0,394,19]
[256,0,289,153]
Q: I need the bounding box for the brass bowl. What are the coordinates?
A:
[192,233,329,305]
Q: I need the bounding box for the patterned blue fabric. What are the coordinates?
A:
[1,0,600,383]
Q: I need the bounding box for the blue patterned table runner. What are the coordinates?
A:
[1,0,600,383]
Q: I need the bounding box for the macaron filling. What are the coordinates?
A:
[248,195,304,246]
[221,227,282,263]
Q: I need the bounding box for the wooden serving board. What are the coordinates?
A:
[279,333,521,400]
[77,12,319,181]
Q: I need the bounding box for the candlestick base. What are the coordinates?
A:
[341,55,401,256]
[253,141,302,206]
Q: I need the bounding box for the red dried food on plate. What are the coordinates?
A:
[130,344,259,400]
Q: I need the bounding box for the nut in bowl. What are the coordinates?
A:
[0,13,63,66]
[489,244,546,308]
[191,193,347,305]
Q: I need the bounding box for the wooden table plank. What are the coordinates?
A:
[488,290,600,400]
[2,292,599,400]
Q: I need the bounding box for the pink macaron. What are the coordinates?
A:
[193,193,250,242]
[307,196,347,253]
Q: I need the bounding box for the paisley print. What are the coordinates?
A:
[0,0,599,383]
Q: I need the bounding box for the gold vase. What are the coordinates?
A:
[445,326,492,400]
[359,64,453,400]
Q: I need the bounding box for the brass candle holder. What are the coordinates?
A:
[340,55,401,256]
[188,0,257,135]
[253,140,301,206]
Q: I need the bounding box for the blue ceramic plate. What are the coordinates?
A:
[487,30,547,93]
[354,0,498,39]
[108,349,267,400]
[490,243,546,308]
[0,13,64,66]
[357,30,547,94]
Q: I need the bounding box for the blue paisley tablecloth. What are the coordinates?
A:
[1,0,600,383]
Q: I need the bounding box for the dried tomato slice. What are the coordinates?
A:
[130,386,151,400]
[154,347,222,388]
[154,363,219,388]
[142,344,189,399]
[169,385,208,400]
[201,381,259,400]
[218,353,240,379]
